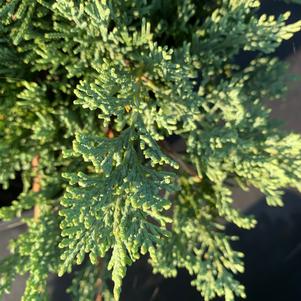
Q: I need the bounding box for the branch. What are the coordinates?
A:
[159,141,202,182]
[32,155,41,220]
[95,257,105,301]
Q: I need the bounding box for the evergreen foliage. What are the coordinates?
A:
[1,0,301,300]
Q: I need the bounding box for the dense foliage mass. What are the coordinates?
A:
[1,1,301,300]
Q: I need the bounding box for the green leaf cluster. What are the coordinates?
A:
[1,1,301,300]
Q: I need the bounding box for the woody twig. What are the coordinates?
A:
[159,141,202,182]
[32,155,41,221]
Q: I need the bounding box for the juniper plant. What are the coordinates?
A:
[1,1,301,300]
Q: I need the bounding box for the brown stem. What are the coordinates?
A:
[159,141,202,182]
[32,155,41,220]
[140,74,160,92]
[95,287,102,301]
[106,128,114,139]
[105,122,116,139]
[95,259,103,301]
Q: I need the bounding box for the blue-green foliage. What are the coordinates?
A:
[1,0,301,300]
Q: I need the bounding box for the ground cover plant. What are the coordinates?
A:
[1,0,301,300]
